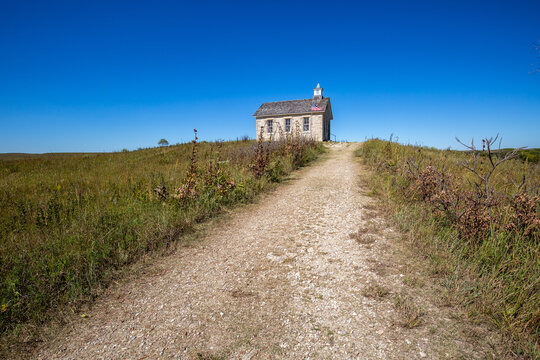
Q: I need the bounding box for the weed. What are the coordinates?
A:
[251,127,270,179]
[394,294,424,328]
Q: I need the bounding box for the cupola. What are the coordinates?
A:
[313,83,323,100]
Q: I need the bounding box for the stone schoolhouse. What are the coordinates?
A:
[253,84,333,141]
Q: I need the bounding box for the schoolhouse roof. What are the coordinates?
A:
[253,98,331,117]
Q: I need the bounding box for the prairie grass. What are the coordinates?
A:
[356,138,539,357]
[0,133,324,337]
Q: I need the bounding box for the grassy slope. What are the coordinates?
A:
[0,138,324,338]
[356,139,539,358]
[0,153,100,160]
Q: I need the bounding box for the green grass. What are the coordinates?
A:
[356,139,539,357]
[0,136,324,337]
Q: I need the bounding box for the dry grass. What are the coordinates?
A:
[393,294,424,329]
[402,275,424,288]
[356,138,539,357]
[362,282,390,299]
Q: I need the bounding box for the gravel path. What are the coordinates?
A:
[32,144,498,359]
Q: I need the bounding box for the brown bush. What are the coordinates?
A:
[405,163,498,242]
[456,191,493,241]
[506,193,540,238]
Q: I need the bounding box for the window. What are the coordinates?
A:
[267,120,273,134]
[303,117,310,132]
[285,118,291,133]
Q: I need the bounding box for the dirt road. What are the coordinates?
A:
[33,144,497,359]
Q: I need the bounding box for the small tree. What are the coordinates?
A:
[158,138,169,147]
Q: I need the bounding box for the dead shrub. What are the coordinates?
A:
[405,162,461,220]
[456,192,494,241]
[506,193,540,238]
[405,160,500,242]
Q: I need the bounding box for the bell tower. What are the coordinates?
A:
[313,83,323,100]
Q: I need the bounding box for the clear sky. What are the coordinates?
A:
[1,0,539,153]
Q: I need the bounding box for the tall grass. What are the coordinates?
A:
[356,138,539,357]
[0,133,324,335]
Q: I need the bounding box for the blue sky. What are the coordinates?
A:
[1,0,539,153]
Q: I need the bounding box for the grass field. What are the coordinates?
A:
[356,138,539,357]
[0,153,100,161]
[0,133,324,337]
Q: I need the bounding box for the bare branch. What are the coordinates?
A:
[486,135,496,168]
[456,135,526,204]
[455,137,475,151]
[406,159,420,175]
[511,175,526,195]
[457,160,485,181]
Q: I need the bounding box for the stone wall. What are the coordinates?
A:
[255,113,326,141]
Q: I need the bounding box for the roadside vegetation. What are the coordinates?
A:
[356,137,539,357]
[0,130,324,338]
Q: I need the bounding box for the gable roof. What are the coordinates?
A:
[253,98,331,117]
